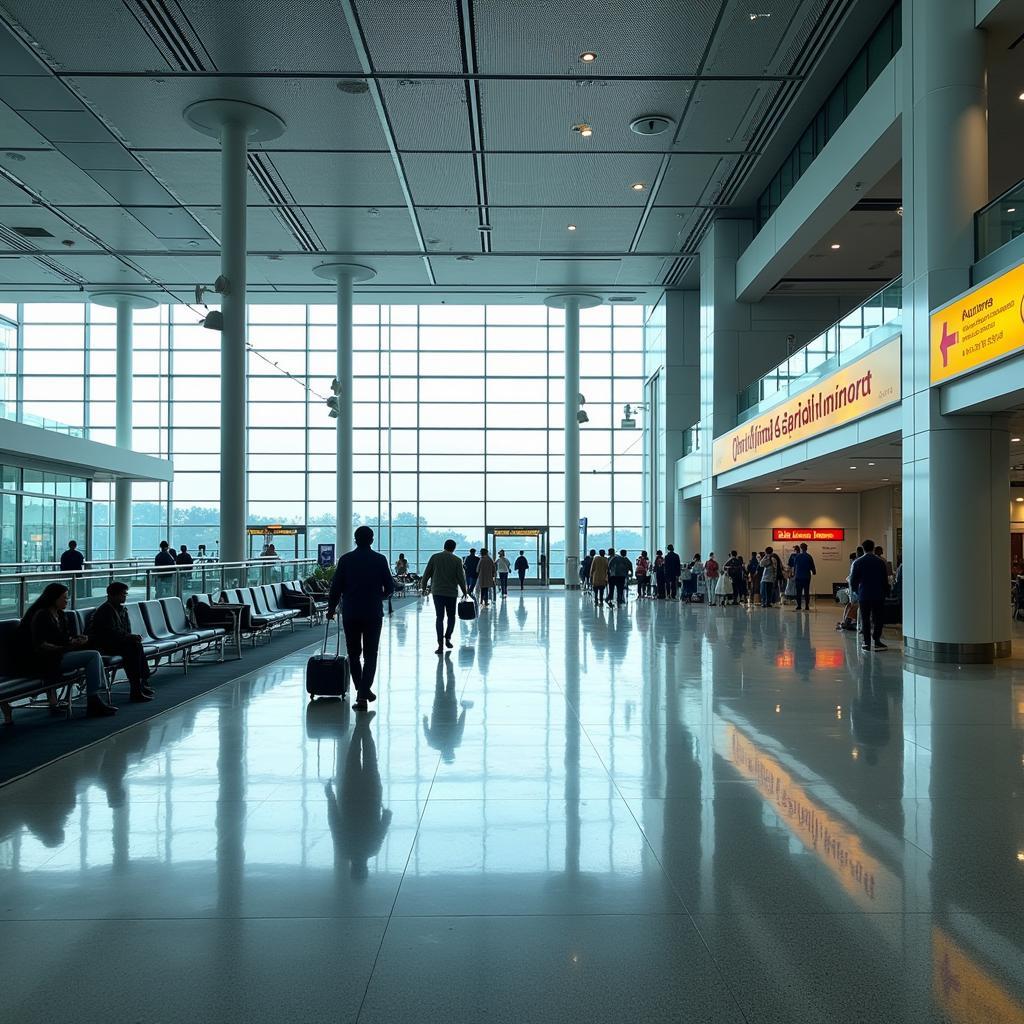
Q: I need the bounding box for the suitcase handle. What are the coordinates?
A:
[322,619,341,657]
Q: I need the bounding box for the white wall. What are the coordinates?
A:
[745,493,861,591]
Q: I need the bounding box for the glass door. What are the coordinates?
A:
[485,527,550,584]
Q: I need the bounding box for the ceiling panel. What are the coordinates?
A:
[0,1,171,72]
[137,151,223,205]
[417,207,483,253]
[378,79,473,151]
[0,150,120,204]
[175,0,362,73]
[67,76,389,150]
[128,206,214,243]
[472,0,720,76]
[656,153,735,206]
[353,0,464,73]
[271,152,406,205]
[65,207,172,252]
[485,152,664,206]
[704,0,816,75]
[257,254,432,287]
[479,80,694,153]
[0,204,99,250]
[0,256,78,285]
[0,74,79,110]
[50,252,149,285]
[635,207,704,254]
[431,254,546,287]
[401,152,477,206]
[0,174,34,206]
[188,206,303,253]
[488,207,644,253]
[301,205,421,252]
[0,103,53,149]
[676,81,781,151]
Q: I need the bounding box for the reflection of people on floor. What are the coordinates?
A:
[325,712,391,881]
[423,654,470,763]
[791,613,815,680]
[515,596,528,630]
[850,656,892,761]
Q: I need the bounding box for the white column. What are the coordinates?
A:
[184,100,285,572]
[91,291,157,560]
[901,0,1009,662]
[314,263,377,554]
[547,293,601,587]
[564,298,581,582]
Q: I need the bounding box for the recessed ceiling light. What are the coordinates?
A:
[579,52,597,63]
[567,224,577,231]
[774,486,780,491]
[868,461,875,466]
[1018,91,1024,101]
[882,477,890,482]
[750,12,771,20]
[835,486,843,491]
[1017,497,1024,503]
[830,243,841,250]
[572,122,593,137]
[630,182,646,191]
[850,466,857,470]
[1013,436,1022,442]
[1008,208,1017,214]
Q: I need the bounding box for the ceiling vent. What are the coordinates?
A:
[608,295,637,302]
[130,0,210,72]
[629,115,674,137]
[11,226,53,238]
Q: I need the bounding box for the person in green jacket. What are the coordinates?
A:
[421,539,470,654]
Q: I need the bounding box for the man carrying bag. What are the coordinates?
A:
[327,526,395,709]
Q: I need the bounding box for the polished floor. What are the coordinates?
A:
[3,592,1024,1023]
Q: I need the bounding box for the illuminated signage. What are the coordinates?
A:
[713,338,901,475]
[772,528,845,542]
[493,528,543,537]
[930,261,1024,385]
[246,525,304,536]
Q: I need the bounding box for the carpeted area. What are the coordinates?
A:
[0,619,330,787]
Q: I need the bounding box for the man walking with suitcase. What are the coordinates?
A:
[327,526,396,709]
[422,539,470,655]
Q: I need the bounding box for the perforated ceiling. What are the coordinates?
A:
[0,0,884,303]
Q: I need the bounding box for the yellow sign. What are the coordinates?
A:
[493,528,542,537]
[712,338,901,475]
[931,262,1024,384]
[933,926,1024,1024]
[721,724,900,911]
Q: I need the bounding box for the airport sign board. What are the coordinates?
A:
[712,337,901,475]
[930,261,1024,384]
[772,528,845,542]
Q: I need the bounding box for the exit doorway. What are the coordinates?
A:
[485,526,550,585]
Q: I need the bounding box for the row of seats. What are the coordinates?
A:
[191,582,325,648]
[1,579,324,724]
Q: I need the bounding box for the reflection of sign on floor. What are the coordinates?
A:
[721,724,901,910]
[933,926,1024,1024]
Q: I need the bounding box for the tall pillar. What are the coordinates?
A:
[314,263,377,553]
[90,291,157,559]
[546,293,602,587]
[185,100,285,569]
[901,0,1009,662]
[698,220,754,558]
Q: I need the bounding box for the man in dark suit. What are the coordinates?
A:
[664,544,682,599]
[327,526,396,709]
[59,540,84,572]
[849,539,890,652]
[89,581,155,702]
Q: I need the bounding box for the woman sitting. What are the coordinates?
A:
[17,583,116,718]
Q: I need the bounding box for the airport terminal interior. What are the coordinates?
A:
[3,0,1024,1020]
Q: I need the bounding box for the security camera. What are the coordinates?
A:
[201,310,223,331]
[576,410,589,424]
[213,274,230,295]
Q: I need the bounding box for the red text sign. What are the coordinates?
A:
[772,528,845,542]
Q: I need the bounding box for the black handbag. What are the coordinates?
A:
[306,621,350,700]
[457,596,477,621]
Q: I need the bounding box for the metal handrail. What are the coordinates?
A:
[0,557,321,617]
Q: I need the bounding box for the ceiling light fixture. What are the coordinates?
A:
[1018,92,1024,101]
[882,477,890,482]
[750,12,771,20]
[579,52,597,63]
[868,461,875,466]
[850,466,857,470]
[1017,497,1024,503]
[1013,436,1022,442]
[567,224,577,231]
[830,243,841,250]
[835,486,843,491]
[630,182,646,191]
[1008,208,1017,214]
[572,122,594,138]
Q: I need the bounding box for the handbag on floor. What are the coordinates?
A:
[306,620,350,700]
[458,596,477,620]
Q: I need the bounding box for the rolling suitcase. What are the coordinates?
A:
[306,621,350,700]
[457,596,477,621]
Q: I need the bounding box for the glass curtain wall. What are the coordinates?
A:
[16,302,644,574]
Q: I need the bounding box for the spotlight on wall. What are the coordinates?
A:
[201,310,223,331]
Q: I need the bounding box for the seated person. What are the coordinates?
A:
[89,582,156,703]
[17,582,116,718]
